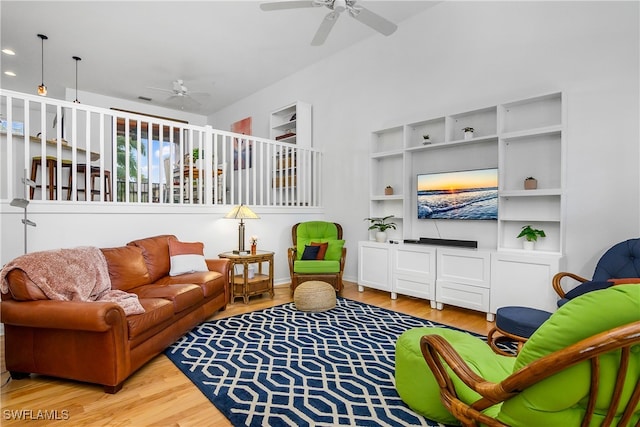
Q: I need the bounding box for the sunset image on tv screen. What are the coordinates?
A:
[417,168,498,220]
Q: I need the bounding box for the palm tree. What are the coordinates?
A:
[116,135,146,181]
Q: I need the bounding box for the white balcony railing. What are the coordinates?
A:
[0,89,322,207]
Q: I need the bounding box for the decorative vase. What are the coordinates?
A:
[384,186,393,195]
[524,178,538,190]
[464,131,474,140]
[522,240,535,250]
[251,243,257,255]
[375,231,387,243]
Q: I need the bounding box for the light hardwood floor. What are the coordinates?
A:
[0,281,493,426]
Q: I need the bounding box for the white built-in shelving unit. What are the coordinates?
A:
[269,101,312,204]
[360,92,566,316]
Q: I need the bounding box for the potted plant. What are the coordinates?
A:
[192,148,205,169]
[365,215,397,243]
[422,134,431,145]
[462,127,474,140]
[384,185,394,195]
[517,225,546,250]
[524,176,537,190]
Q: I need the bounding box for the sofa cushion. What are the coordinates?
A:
[168,239,208,276]
[3,269,48,300]
[101,246,150,291]
[155,271,224,298]
[131,283,203,313]
[127,235,176,283]
[127,297,174,340]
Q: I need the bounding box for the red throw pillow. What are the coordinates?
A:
[311,242,328,260]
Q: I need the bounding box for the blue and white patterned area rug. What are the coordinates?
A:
[165,298,503,427]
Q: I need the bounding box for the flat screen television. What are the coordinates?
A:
[417,168,498,220]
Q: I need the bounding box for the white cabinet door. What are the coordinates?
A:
[393,244,436,306]
[490,252,564,314]
[358,241,392,292]
[436,248,492,316]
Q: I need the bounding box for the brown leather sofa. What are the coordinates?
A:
[1,234,229,393]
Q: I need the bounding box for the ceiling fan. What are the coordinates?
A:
[260,0,398,46]
[147,79,210,109]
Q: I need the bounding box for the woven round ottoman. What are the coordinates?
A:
[293,281,336,312]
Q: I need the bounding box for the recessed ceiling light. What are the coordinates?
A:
[2,49,15,55]
[4,71,16,77]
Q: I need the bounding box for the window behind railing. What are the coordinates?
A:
[0,89,321,207]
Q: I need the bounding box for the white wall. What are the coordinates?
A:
[212,1,640,280]
[0,203,323,284]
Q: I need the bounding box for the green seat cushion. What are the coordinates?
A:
[395,327,514,424]
[295,222,343,261]
[498,284,640,427]
[293,260,340,274]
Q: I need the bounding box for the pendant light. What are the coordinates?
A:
[37,34,48,96]
[72,56,81,103]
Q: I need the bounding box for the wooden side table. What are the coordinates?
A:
[218,250,275,304]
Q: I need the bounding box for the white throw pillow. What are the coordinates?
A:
[168,239,209,276]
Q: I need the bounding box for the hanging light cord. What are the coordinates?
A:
[41,38,44,84]
[38,34,46,85]
[73,56,81,103]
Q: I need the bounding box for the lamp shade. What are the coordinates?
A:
[224,204,260,220]
[225,205,259,254]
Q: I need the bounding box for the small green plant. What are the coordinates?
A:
[517,225,546,242]
[192,148,200,160]
[462,127,474,133]
[364,215,397,232]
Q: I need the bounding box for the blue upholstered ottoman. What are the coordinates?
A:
[488,306,551,356]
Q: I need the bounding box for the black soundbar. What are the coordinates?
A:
[403,238,478,249]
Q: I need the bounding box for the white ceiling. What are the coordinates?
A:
[0,1,437,115]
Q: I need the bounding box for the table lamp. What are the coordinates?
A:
[225,204,259,254]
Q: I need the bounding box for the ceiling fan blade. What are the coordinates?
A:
[167,94,201,107]
[311,6,343,46]
[189,91,211,98]
[147,86,174,94]
[349,4,397,36]
[260,1,318,11]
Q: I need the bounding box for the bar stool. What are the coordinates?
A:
[72,164,112,201]
[30,156,73,200]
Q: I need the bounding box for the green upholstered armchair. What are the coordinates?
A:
[288,221,346,294]
[395,284,640,426]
